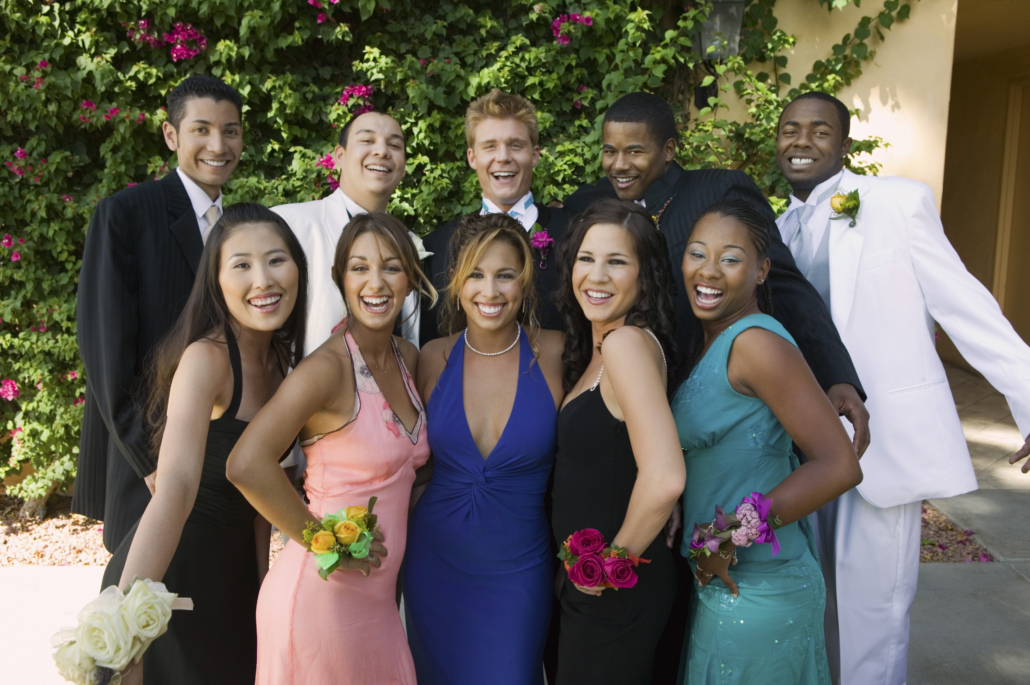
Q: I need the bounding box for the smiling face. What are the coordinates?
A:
[163,97,243,200]
[571,223,642,326]
[601,121,676,201]
[332,112,406,208]
[776,98,853,201]
[342,231,411,332]
[682,213,770,323]
[467,117,540,212]
[219,224,299,333]
[460,240,526,334]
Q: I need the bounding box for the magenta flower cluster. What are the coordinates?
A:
[2,232,24,262]
[551,13,593,45]
[5,148,48,183]
[338,84,374,115]
[18,59,49,90]
[1,379,19,402]
[126,19,163,49]
[316,154,339,190]
[80,100,147,127]
[164,22,208,62]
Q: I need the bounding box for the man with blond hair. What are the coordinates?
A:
[418,88,570,342]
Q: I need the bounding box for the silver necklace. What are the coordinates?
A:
[464,324,521,357]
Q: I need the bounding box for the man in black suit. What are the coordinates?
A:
[419,89,570,343]
[564,92,870,681]
[73,75,243,552]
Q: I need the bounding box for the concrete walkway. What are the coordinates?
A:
[910,364,1030,684]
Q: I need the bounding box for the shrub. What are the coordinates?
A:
[0,0,914,511]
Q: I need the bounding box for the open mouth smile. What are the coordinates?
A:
[583,289,614,306]
[201,160,229,167]
[789,157,815,166]
[361,295,391,314]
[249,294,282,313]
[365,164,391,174]
[475,302,504,318]
[693,285,724,309]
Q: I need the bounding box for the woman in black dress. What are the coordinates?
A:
[101,203,307,685]
[551,199,687,684]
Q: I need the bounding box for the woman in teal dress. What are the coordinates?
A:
[671,199,863,684]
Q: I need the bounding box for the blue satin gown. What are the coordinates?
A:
[404,334,556,684]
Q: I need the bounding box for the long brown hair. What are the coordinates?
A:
[144,203,309,455]
[330,212,438,323]
[438,213,539,338]
[555,198,679,393]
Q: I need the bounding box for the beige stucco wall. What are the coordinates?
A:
[711,0,958,209]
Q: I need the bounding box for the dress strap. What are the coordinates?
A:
[591,326,666,391]
[223,327,244,421]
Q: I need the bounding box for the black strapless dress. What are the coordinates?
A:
[103,335,260,685]
[551,387,677,685]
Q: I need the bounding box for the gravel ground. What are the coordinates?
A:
[0,494,991,566]
[920,501,993,563]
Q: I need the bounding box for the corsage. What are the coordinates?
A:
[302,496,381,580]
[558,528,650,590]
[689,491,783,564]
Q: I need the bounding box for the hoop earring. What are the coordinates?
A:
[522,298,527,315]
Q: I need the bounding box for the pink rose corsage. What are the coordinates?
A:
[558,528,650,590]
[688,492,783,563]
[529,226,554,269]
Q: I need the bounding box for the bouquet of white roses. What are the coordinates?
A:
[51,578,193,684]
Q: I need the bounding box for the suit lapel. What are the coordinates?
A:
[161,172,203,275]
[829,169,870,329]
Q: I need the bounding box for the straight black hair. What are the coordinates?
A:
[167,74,243,130]
[780,91,851,139]
[603,92,678,146]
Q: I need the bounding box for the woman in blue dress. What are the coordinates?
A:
[672,199,863,684]
[403,213,565,684]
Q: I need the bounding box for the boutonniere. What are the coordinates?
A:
[529,223,554,269]
[408,231,433,260]
[830,189,860,227]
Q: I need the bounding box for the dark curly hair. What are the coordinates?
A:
[681,198,774,377]
[555,198,679,393]
[438,212,540,339]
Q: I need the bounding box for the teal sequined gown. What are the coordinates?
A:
[672,314,830,685]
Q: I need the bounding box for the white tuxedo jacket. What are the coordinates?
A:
[778,169,1030,508]
[274,190,420,357]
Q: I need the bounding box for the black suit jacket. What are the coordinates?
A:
[73,172,203,551]
[418,204,571,344]
[565,163,864,396]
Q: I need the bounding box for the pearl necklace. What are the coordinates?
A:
[464,324,521,357]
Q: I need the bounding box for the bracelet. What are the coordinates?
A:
[558,528,650,590]
[688,492,783,563]
[302,496,381,580]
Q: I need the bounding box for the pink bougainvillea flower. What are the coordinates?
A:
[308,0,322,6]
[578,84,587,92]
[36,382,44,390]
[316,154,335,170]
[137,112,146,123]
[32,176,40,182]
[14,148,27,159]
[0,379,19,401]
[139,19,150,29]
[62,194,74,202]
[13,168,25,178]
[327,175,340,191]
[1,235,12,248]
[67,371,79,380]
[40,158,47,164]
[82,100,96,110]
[979,552,991,562]
[73,396,85,407]
[127,182,137,187]
[338,83,374,106]
[317,12,327,23]
[11,251,21,261]
[19,75,28,82]
[17,238,24,243]
[38,59,49,69]
[80,115,89,123]
[573,100,582,109]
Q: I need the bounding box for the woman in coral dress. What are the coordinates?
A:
[227,213,436,685]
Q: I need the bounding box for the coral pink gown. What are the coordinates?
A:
[255,332,428,685]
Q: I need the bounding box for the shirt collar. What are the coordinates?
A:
[787,169,845,211]
[480,191,537,230]
[337,189,369,218]
[643,161,683,209]
[176,167,223,221]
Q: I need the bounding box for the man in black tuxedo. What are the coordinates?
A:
[564,92,870,681]
[73,75,244,552]
[419,89,570,343]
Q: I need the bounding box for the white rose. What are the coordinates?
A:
[53,640,95,685]
[122,579,173,643]
[75,602,135,671]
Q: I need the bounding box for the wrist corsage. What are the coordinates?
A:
[689,492,783,564]
[51,578,193,684]
[302,496,380,580]
[558,528,650,590]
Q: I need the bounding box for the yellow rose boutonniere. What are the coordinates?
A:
[829,189,861,227]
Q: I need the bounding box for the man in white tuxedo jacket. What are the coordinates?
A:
[775,92,1030,685]
[273,110,419,355]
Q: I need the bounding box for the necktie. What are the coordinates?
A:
[201,205,220,245]
[787,204,815,276]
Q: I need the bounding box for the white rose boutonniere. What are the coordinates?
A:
[408,231,433,260]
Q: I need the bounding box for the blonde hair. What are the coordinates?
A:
[439,213,539,338]
[464,89,540,149]
[331,213,438,319]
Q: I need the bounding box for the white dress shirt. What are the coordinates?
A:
[481,191,539,231]
[779,170,844,262]
[176,167,223,235]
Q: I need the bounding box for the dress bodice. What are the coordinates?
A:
[302,331,429,513]
[672,313,812,564]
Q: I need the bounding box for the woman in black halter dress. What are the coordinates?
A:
[550,200,686,684]
[101,204,308,685]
